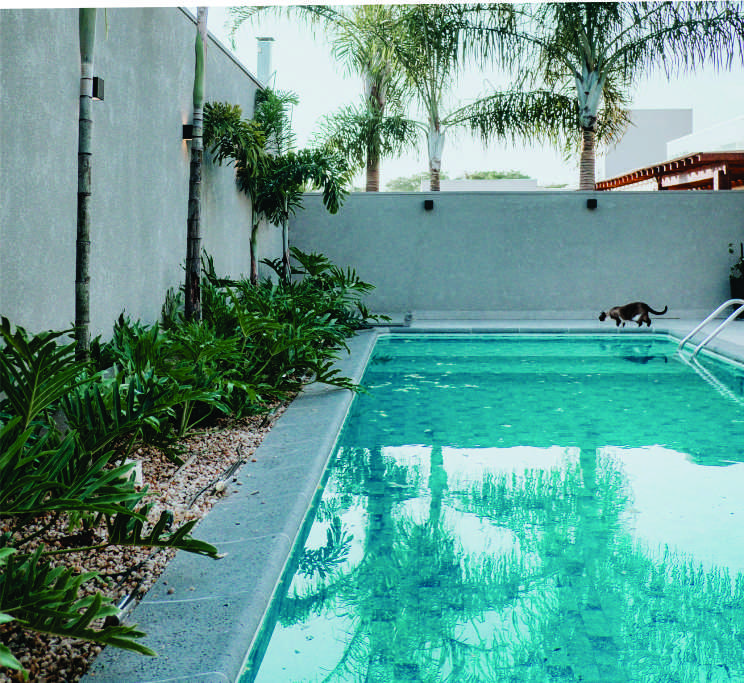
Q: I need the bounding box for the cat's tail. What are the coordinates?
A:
[649,305,668,316]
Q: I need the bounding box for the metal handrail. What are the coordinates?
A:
[677,299,744,357]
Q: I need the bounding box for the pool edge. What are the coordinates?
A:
[82,329,381,683]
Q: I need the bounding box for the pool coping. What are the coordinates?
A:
[83,318,744,682]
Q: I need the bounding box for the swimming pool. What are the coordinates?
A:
[241,334,744,682]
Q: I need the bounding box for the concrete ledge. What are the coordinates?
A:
[83,330,379,683]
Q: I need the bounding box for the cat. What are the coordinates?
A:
[598,302,668,327]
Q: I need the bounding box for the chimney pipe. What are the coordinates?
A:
[256,37,275,87]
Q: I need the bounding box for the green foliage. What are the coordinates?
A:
[460,169,529,180]
[203,101,265,175]
[0,246,378,670]
[0,318,221,672]
[199,247,382,403]
[385,171,449,192]
[729,242,744,279]
[315,101,419,176]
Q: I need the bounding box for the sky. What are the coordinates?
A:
[201,5,744,189]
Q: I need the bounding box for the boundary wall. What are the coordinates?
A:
[290,190,744,320]
[1,8,279,337]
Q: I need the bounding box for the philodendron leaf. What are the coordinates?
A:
[0,548,155,657]
[0,642,25,674]
[106,508,221,559]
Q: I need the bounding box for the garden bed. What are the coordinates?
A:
[0,405,288,683]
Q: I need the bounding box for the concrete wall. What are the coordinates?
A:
[603,109,693,179]
[290,191,744,319]
[0,8,280,337]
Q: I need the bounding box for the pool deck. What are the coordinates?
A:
[84,316,744,683]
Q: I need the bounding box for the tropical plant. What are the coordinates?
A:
[246,146,350,283]
[373,4,576,192]
[204,94,350,284]
[203,99,267,284]
[474,2,744,190]
[0,317,220,672]
[230,5,417,193]
[76,8,97,361]
[315,102,418,192]
[315,5,419,191]
[185,7,208,321]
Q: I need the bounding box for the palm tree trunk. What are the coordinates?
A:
[185,8,208,321]
[76,8,96,361]
[427,125,445,192]
[365,153,380,192]
[250,215,259,286]
[579,127,596,191]
[281,198,290,282]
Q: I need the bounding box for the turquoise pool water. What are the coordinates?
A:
[243,334,744,682]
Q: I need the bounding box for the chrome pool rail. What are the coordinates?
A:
[678,299,744,357]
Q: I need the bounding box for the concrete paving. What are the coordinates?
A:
[83,313,744,683]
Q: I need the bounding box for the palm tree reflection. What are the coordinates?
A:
[254,442,744,682]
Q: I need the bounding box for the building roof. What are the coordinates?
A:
[596,151,744,191]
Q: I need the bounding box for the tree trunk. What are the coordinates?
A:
[579,127,596,191]
[365,153,380,192]
[364,70,386,193]
[76,8,96,361]
[427,125,445,192]
[250,216,259,286]
[281,197,290,282]
[281,219,290,281]
[185,8,208,321]
[575,69,603,192]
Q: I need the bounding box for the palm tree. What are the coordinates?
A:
[316,100,418,192]
[185,7,208,321]
[376,4,575,192]
[202,100,266,284]
[76,8,97,361]
[493,2,744,190]
[230,5,417,192]
[204,95,349,284]
[246,147,350,283]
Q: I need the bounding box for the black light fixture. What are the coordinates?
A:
[586,197,598,210]
[92,76,104,101]
[424,199,434,211]
[182,124,194,141]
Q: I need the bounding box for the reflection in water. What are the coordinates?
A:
[245,336,744,682]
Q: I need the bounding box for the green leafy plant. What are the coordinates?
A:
[0,318,220,672]
[729,242,744,279]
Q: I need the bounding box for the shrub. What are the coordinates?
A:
[0,318,219,672]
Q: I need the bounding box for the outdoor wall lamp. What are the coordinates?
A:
[182,124,194,141]
[424,199,434,211]
[586,198,598,210]
[92,77,104,101]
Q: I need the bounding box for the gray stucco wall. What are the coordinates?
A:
[0,8,279,337]
[290,191,744,319]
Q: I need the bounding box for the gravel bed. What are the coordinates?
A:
[0,403,289,683]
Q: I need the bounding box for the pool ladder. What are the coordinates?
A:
[677,298,744,357]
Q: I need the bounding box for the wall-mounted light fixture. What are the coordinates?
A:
[92,76,104,101]
[182,124,194,141]
[424,199,434,211]
[586,198,598,210]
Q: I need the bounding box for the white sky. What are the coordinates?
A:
[186,5,744,188]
